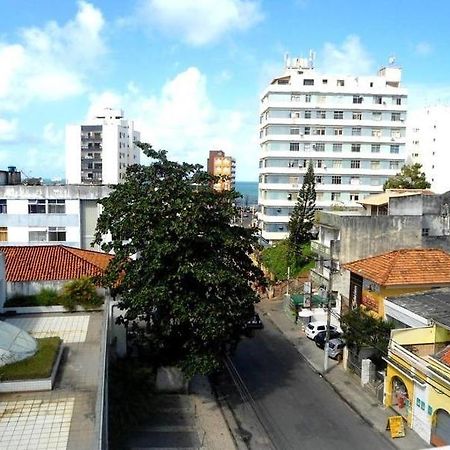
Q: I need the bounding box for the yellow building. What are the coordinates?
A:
[207,150,236,192]
[385,324,450,445]
[342,248,450,319]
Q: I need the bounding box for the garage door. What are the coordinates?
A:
[431,409,450,447]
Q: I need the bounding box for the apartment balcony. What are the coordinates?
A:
[311,240,340,259]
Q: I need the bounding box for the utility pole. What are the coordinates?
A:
[286,266,290,296]
[323,240,334,373]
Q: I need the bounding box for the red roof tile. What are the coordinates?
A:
[0,245,113,282]
[436,344,450,368]
[342,248,450,287]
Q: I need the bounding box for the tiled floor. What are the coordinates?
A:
[6,316,90,343]
[0,397,75,450]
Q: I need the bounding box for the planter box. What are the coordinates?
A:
[0,345,64,393]
[2,305,103,315]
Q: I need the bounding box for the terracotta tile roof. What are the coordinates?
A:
[343,248,450,287]
[0,245,113,282]
[435,344,450,368]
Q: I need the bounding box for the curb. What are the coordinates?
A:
[261,308,398,450]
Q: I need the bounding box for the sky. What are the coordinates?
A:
[1,0,450,181]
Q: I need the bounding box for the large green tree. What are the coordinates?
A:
[94,143,265,376]
[383,163,431,190]
[288,161,316,261]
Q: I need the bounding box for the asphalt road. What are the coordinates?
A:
[226,318,394,450]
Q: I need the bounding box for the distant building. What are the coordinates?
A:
[207,150,236,192]
[0,184,111,249]
[66,107,140,185]
[0,167,21,186]
[258,54,407,242]
[408,106,450,194]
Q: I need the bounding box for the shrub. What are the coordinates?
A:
[60,277,104,311]
[35,288,60,306]
[4,294,37,307]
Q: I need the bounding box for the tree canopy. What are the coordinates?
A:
[288,161,316,262]
[383,163,431,190]
[94,143,266,376]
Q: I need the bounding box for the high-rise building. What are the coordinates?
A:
[66,108,140,185]
[258,55,407,242]
[407,106,450,194]
[207,150,236,191]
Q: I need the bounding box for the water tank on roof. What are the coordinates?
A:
[0,321,37,367]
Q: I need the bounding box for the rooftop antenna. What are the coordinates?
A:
[388,55,396,66]
[285,53,290,68]
[308,49,315,69]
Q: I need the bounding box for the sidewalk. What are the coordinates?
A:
[257,298,429,450]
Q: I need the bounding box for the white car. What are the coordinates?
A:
[305,321,338,340]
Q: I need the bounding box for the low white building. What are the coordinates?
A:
[0,184,111,249]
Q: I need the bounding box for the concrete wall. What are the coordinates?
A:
[7,280,67,298]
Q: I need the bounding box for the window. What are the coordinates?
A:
[47,199,66,214]
[291,111,300,118]
[334,128,343,136]
[322,79,328,85]
[352,127,362,136]
[332,176,342,184]
[395,97,402,105]
[288,159,298,167]
[391,129,401,138]
[390,161,400,170]
[372,112,382,121]
[290,128,300,135]
[48,227,66,242]
[304,127,311,135]
[351,160,361,168]
[331,192,341,201]
[313,127,325,135]
[304,143,311,152]
[391,112,401,122]
[0,227,7,241]
[315,176,322,184]
[0,199,6,214]
[316,110,326,119]
[291,93,301,101]
[372,129,382,137]
[390,145,400,154]
[316,192,324,200]
[332,160,342,168]
[337,80,345,87]
[351,144,361,152]
[352,112,362,120]
[422,228,430,237]
[371,144,381,153]
[305,94,311,103]
[350,176,360,185]
[28,199,46,214]
[315,160,323,168]
[303,79,314,86]
[332,143,342,152]
[304,110,312,119]
[371,161,380,170]
[314,143,325,152]
[334,111,343,119]
[350,194,360,201]
[289,142,300,152]
[353,95,363,104]
[29,230,47,242]
[374,96,383,104]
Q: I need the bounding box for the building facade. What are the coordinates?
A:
[408,106,450,194]
[66,108,140,185]
[0,184,111,249]
[207,150,236,191]
[258,55,408,241]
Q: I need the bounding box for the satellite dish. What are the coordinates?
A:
[388,56,396,65]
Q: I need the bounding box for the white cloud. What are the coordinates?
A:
[139,0,263,46]
[415,41,433,56]
[86,67,259,179]
[319,35,374,75]
[43,122,64,146]
[0,118,18,142]
[407,84,450,111]
[0,1,106,109]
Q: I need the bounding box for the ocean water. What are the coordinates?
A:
[235,181,258,206]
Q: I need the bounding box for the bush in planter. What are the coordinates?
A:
[36,288,60,306]
[60,277,104,311]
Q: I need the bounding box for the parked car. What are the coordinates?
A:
[313,329,342,349]
[305,321,338,340]
[327,338,345,360]
[246,313,264,330]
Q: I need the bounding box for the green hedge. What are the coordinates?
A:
[0,337,62,381]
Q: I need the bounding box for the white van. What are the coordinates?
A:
[305,321,338,340]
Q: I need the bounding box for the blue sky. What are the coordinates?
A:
[1,0,450,181]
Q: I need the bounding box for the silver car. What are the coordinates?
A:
[327,338,345,360]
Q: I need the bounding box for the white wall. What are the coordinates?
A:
[66,125,82,184]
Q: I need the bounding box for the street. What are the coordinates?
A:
[223,317,394,450]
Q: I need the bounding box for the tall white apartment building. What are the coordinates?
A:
[408,106,450,194]
[66,108,140,185]
[258,56,407,242]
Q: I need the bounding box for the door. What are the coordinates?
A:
[431,409,450,447]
